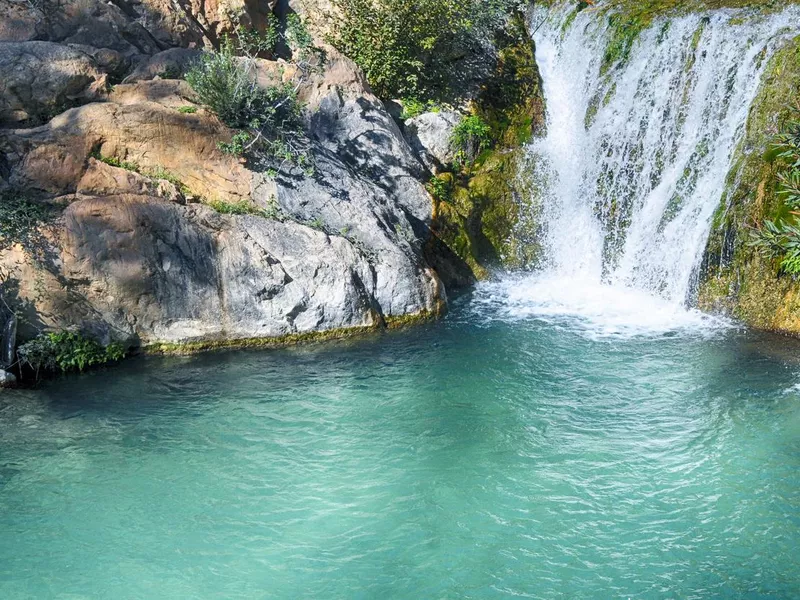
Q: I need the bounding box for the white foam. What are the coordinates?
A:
[471,274,731,340]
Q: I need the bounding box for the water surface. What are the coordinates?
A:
[1,277,799,598]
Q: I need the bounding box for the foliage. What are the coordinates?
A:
[0,193,54,257]
[17,331,126,376]
[328,0,523,101]
[206,197,282,220]
[451,115,492,169]
[426,175,453,203]
[748,219,800,276]
[749,112,800,275]
[177,106,198,114]
[400,98,442,120]
[185,27,315,174]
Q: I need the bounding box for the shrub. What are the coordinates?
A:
[748,219,800,276]
[185,34,313,173]
[0,193,54,257]
[751,112,800,276]
[328,0,522,101]
[17,331,126,376]
[450,115,492,168]
[206,196,282,220]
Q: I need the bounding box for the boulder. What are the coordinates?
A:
[122,48,202,83]
[403,111,462,173]
[0,49,446,348]
[0,41,107,125]
[0,369,15,387]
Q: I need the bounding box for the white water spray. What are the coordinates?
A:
[481,3,800,337]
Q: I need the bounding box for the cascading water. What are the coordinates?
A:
[481,3,800,336]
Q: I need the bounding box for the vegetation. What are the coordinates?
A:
[328,0,523,101]
[0,193,55,258]
[206,196,283,220]
[94,153,139,173]
[400,98,442,120]
[697,37,800,332]
[185,17,319,174]
[90,150,192,196]
[17,331,126,377]
[177,106,198,114]
[450,115,492,169]
[748,110,800,276]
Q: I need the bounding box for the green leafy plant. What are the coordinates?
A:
[450,115,492,168]
[17,331,126,377]
[777,169,800,210]
[177,106,198,114]
[328,0,522,101]
[400,98,444,120]
[426,175,453,203]
[748,219,800,276]
[185,33,314,173]
[93,151,140,173]
[206,196,283,220]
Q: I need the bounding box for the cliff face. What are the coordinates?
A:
[0,0,449,351]
[698,36,800,334]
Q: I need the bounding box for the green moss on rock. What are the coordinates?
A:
[427,13,546,284]
[698,35,800,334]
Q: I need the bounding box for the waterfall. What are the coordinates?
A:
[521,3,800,312]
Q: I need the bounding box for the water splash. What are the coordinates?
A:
[502,3,800,333]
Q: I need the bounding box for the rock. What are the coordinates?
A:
[0,369,16,387]
[77,159,185,204]
[51,195,386,345]
[68,45,131,82]
[1,95,251,202]
[0,48,446,347]
[122,48,202,83]
[403,111,462,173]
[0,41,107,125]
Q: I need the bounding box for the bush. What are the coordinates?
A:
[0,193,54,258]
[185,25,315,174]
[751,111,800,276]
[328,0,522,101]
[17,331,126,376]
[450,115,492,168]
[748,220,800,276]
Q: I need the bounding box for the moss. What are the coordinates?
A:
[144,324,382,355]
[385,309,442,329]
[144,308,443,356]
[698,36,800,334]
[426,13,546,284]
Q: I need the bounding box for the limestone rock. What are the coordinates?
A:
[122,48,202,83]
[77,159,185,204]
[403,111,462,173]
[0,41,107,125]
[1,95,251,202]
